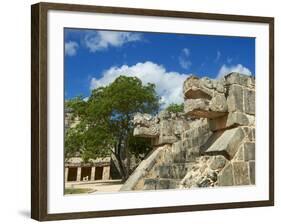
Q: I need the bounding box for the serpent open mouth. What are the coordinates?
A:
[132,113,160,138]
[183,76,228,119]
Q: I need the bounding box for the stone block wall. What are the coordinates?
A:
[180,73,255,188]
[122,72,255,191]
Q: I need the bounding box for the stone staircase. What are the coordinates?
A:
[143,162,196,190]
[121,118,212,191]
[142,123,211,190]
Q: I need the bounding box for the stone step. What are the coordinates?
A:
[173,148,199,163]
[156,163,193,179]
[173,151,187,163]
[143,178,181,190]
[171,141,184,154]
[172,161,197,166]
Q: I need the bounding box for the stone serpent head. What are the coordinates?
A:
[133,113,160,138]
[183,72,255,120]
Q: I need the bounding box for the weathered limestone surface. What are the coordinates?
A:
[133,111,190,146]
[180,73,255,189]
[244,142,255,161]
[121,72,255,191]
[218,163,234,186]
[183,76,229,119]
[120,145,171,191]
[133,113,160,138]
[209,93,228,112]
[102,166,111,180]
[205,127,245,159]
[244,89,255,115]
[227,84,244,112]
[226,112,250,127]
[249,161,255,184]
[209,155,227,171]
[232,162,251,185]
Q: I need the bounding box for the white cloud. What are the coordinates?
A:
[90,61,189,108]
[65,41,79,56]
[214,51,221,62]
[179,48,192,70]
[227,57,233,64]
[182,48,190,57]
[84,31,142,52]
[83,97,89,102]
[179,57,192,70]
[217,64,252,79]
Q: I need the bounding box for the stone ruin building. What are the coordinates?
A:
[65,156,111,182]
[121,72,255,191]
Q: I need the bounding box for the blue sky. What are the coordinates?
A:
[64,28,255,107]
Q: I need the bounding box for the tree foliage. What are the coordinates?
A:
[65,76,159,180]
[165,103,184,113]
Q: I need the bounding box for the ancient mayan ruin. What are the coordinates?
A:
[121,72,255,191]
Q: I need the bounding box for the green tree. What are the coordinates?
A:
[165,103,184,113]
[65,76,159,181]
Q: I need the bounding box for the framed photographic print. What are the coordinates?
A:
[31,2,274,221]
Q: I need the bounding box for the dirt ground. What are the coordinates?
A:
[65,179,123,194]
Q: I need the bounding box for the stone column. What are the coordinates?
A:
[102,166,110,180]
[65,167,69,182]
[90,166,96,181]
[76,167,82,182]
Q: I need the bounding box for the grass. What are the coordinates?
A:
[65,188,93,194]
